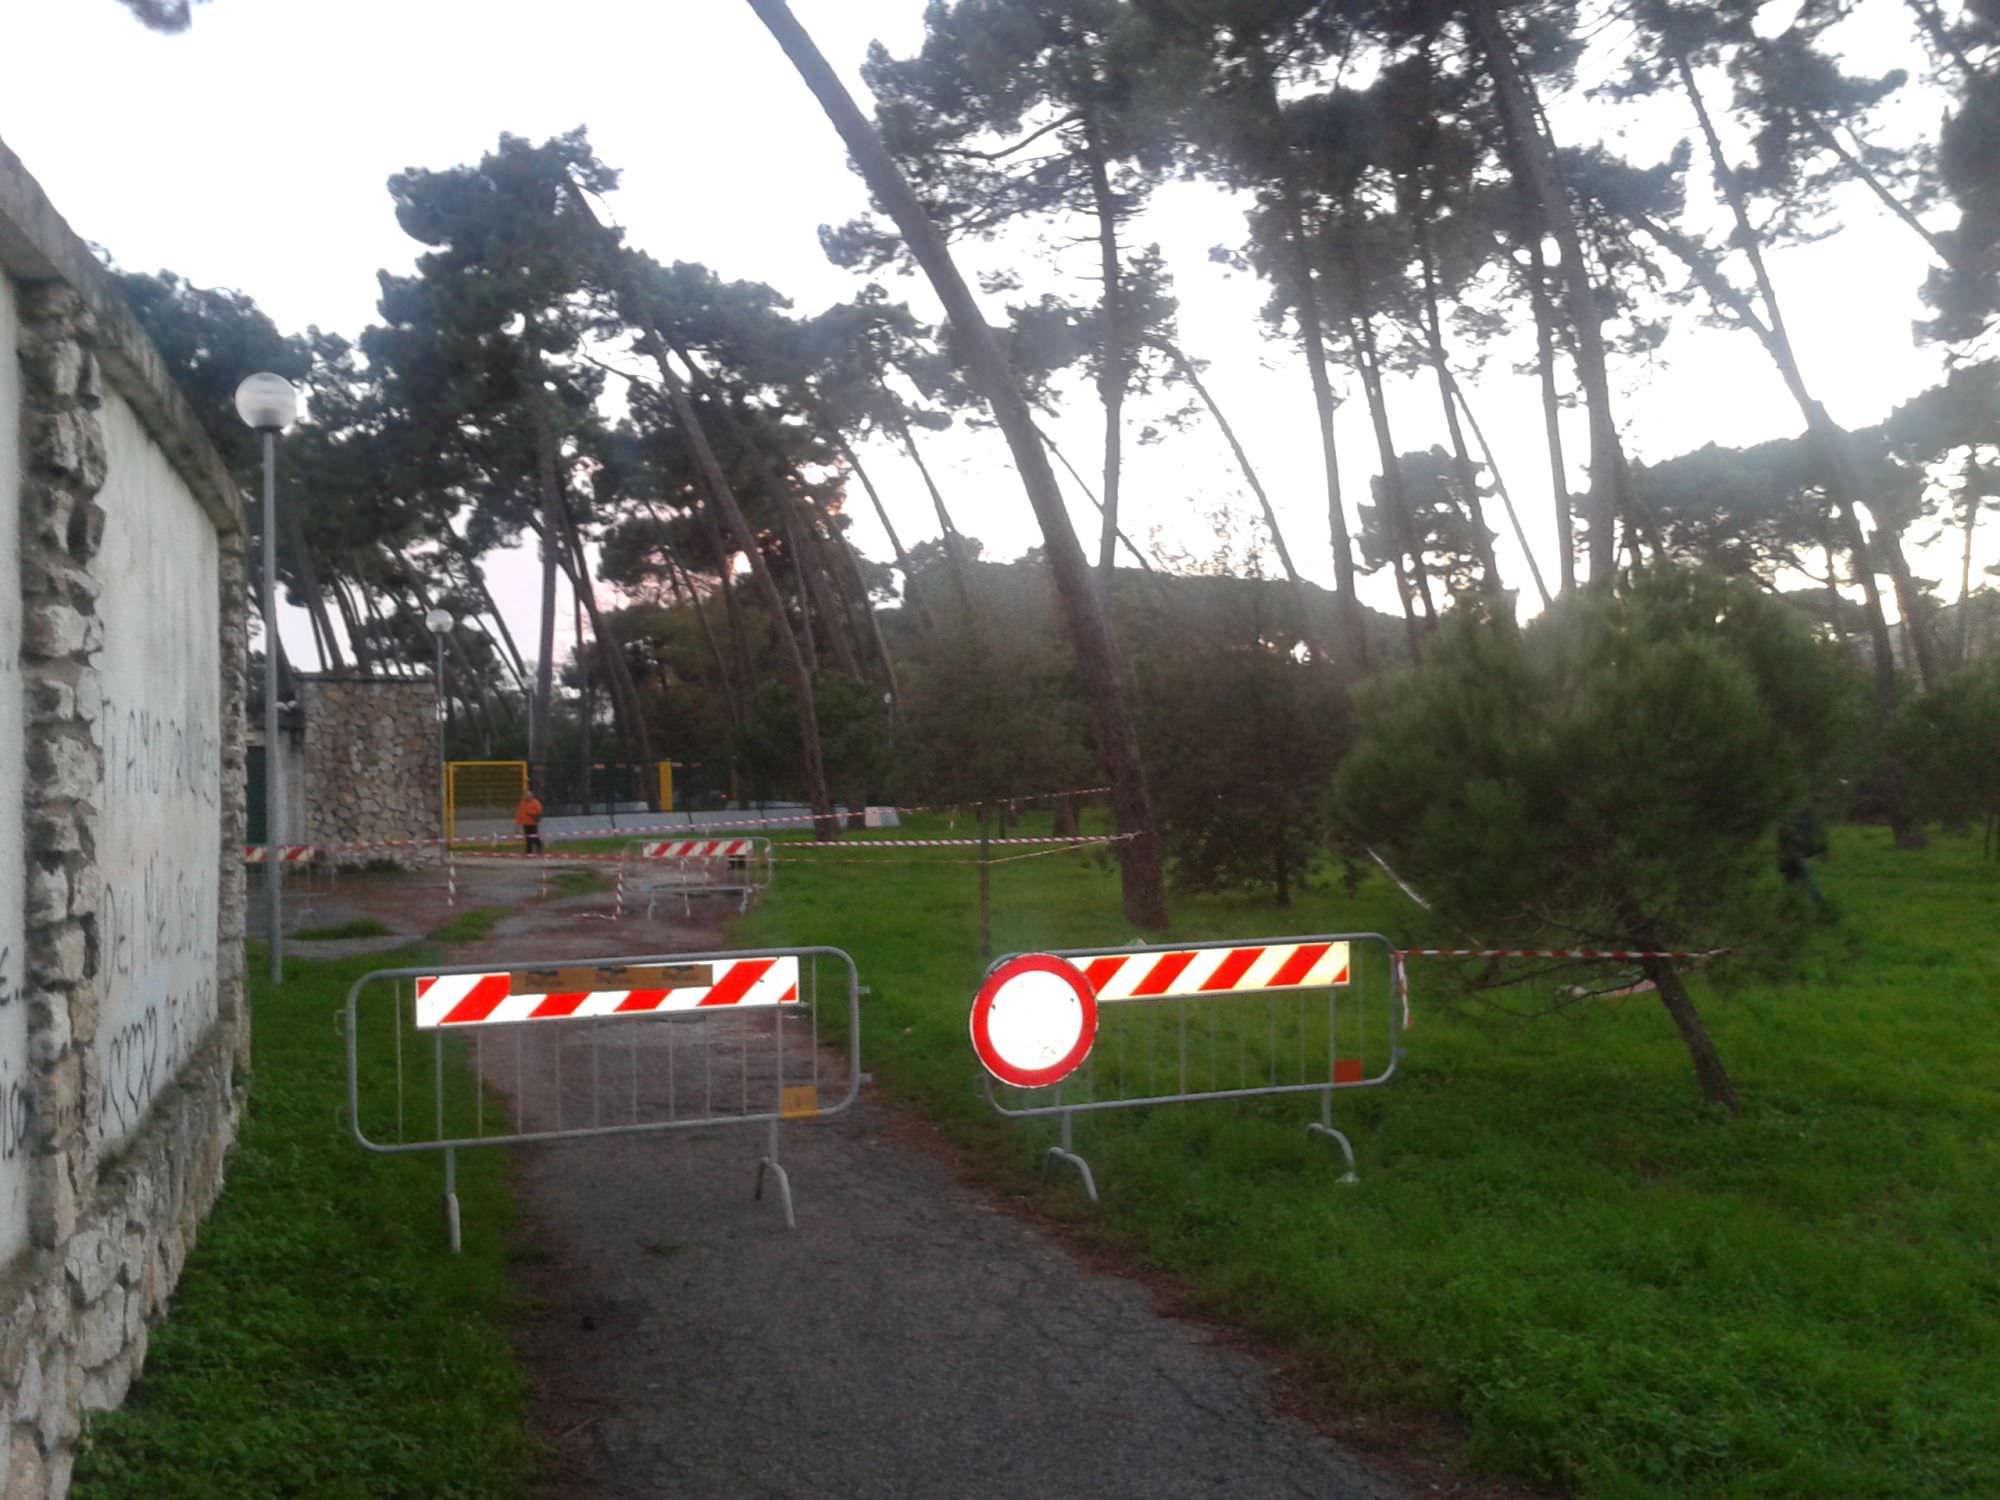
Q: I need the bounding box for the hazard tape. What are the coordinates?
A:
[1064,940,1350,1002]
[242,845,318,863]
[1397,947,1725,961]
[1387,947,1725,1033]
[414,956,800,1029]
[303,782,1117,857]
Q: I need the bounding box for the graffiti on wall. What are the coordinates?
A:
[90,391,221,1152]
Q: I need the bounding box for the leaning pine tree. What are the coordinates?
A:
[1337,568,1856,1114]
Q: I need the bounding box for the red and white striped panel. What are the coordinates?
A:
[637,839,756,860]
[413,956,799,1029]
[243,845,318,864]
[1070,941,1349,1002]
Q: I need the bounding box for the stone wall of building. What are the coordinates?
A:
[0,138,246,1499]
[299,676,441,863]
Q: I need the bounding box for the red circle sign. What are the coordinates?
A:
[969,954,1099,1088]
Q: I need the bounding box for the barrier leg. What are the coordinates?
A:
[1042,1109,1098,1203]
[1307,1091,1359,1185]
[443,1146,463,1252]
[753,1117,795,1230]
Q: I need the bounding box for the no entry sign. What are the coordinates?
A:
[969,954,1098,1088]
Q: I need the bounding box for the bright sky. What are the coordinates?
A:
[2,0,1968,672]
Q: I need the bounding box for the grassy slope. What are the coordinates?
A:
[739,822,2000,1498]
[71,948,535,1500]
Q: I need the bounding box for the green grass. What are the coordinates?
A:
[428,906,511,944]
[738,825,2000,1498]
[287,917,393,941]
[71,947,537,1500]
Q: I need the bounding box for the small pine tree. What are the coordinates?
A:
[1337,568,1858,1113]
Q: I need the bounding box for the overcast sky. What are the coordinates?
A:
[2,0,1965,671]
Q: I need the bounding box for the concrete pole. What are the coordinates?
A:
[262,429,283,984]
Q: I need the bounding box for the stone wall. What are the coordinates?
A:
[300,676,441,863]
[0,138,246,1499]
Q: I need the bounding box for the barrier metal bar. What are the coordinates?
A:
[344,945,862,1245]
[620,837,774,918]
[980,933,1401,1202]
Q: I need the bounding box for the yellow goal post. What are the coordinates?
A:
[444,760,529,842]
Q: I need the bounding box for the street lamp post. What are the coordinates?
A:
[235,373,299,986]
[425,608,453,854]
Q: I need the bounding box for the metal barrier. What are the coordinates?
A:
[971,933,1401,1201]
[343,945,862,1246]
[620,837,774,918]
[445,758,528,842]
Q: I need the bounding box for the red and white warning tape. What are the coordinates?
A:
[303,782,1118,858]
[242,845,318,864]
[1067,941,1351,1002]
[414,956,799,1029]
[1396,947,1725,962]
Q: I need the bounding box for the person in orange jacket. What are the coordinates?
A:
[515,788,543,854]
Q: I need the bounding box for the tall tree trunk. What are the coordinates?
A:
[1445,371,1554,610]
[282,509,346,672]
[1415,216,1502,592]
[895,416,981,625]
[1640,956,1739,1115]
[1671,54,1911,707]
[1801,112,1954,263]
[1526,238,1577,595]
[645,495,743,731]
[691,481,754,692]
[1285,197,1368,662]
[358,588,403,674]
[747,0,1167,923]
[531,394,563,789]
[1352,314,1437,632]
[575,585,593,812]
[1819,527,1853,653]
[1959,452,1984,664]
[430,500,528,689]
[1833,496,1907,733]
[1082,110,1126,586]
[830,521,900,710]
[1036,423,1154,571]
[833,427,931,631]
[690,375,866,682]
[554,492,659,777]
[331,578,371,675]
[1149,335,1322,646]
[797,495,870,682]
[650,342,838,840]
[1469,0,1632,587]
[1874,515,1940,691]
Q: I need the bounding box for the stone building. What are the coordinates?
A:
[0,140,248,1497]
[294,675,443,862]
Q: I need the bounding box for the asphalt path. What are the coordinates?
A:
[491,988,1405,1500]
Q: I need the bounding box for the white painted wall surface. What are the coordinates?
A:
[92,390,221,1154]
[0,278,30,1263]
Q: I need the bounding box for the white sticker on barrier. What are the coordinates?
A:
[415,955,800,1029]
